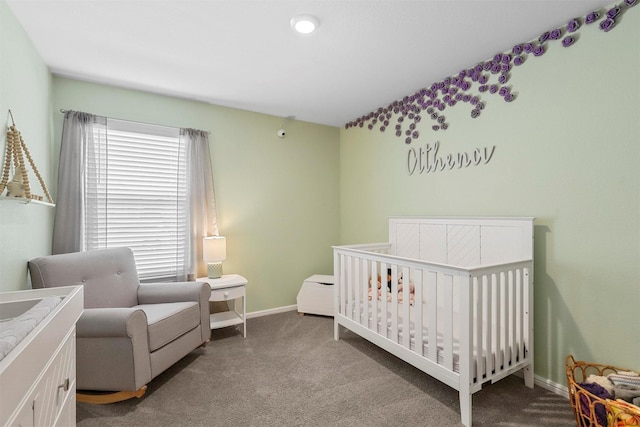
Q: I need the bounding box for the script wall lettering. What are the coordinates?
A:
[407,142,496,175]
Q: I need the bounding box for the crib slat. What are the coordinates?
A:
[523,267,532,358]
[346,256,354,320]
[414,269,424,356]
[484,274,493,378]
[499,271,506,370]
[390,265,398,343]
[371,261,379,333]
[354,257,361,323]
[380,262,388,338]
[482,274,490,379]
[508,270,516,365]
[339,253,346,316]
[427,271,438,364]
[503,271,510,366]
[333,251,340,340]
[360,258,367,324]
[515,268,522,360]
[362,260,370,328]
[518,268,525,359]
[473,276,483,382]
[508,271,513,365]
[494,273,501,372]
[401,266,410,349]
[442,272,454,371]
[502,271,509,366]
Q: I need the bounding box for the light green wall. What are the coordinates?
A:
[51,77,340,313]
[339,7,640,385]
[2,0,341,314]
[3,0,637,389]
[0,0,54,291]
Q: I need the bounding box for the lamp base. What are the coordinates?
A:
[207,262,223,279]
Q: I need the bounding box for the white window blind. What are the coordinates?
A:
[85,118,188,281]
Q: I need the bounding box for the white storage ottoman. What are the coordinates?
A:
[296,274,334,316]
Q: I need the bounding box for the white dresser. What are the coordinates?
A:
[0,286,83,427]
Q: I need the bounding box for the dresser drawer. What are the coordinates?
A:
[9,328,76,427]
[210,285,244,302]
[34,328,76,427]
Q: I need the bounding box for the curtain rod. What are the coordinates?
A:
[59,109,211,135]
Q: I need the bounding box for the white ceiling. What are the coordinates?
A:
[7,0,614,127]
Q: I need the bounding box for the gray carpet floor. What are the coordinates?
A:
[77,311,575,426]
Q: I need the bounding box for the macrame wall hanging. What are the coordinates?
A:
[0,110,54,205]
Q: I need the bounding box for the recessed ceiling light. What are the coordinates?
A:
[290,15,319,34]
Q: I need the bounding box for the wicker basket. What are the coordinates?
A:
[566,355,640,427]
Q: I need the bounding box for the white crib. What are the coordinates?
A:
[333,217,534,427]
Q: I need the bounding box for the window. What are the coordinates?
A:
[85,119,188,281]
[54,110,217,281]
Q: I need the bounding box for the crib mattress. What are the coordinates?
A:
[343,301,524,380]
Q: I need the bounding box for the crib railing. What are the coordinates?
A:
[333,243,534,392]
[467,260,534,386]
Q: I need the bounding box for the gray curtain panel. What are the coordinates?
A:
[52,112,217,281]
[52,111,107,255]
[181,128,219,280]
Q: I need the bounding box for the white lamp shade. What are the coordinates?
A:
[203,236,226,262]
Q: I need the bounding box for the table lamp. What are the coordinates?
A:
[203,236,226,279]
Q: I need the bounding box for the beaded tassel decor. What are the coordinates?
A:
[0,110,53,204]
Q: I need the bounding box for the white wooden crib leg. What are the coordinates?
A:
[459,390,472,427]
[523,363,534,388]
[334,319,340,341]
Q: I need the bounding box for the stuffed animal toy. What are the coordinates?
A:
[368,271,416,305]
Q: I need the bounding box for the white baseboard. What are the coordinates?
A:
[514,369,568,399]
[247,304,297,319]
[534,373,569,398]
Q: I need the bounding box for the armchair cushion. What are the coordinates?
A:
[29,247,139,308]
[137,302,200,352]
[137,282,209,305]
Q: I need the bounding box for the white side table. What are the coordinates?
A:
[197,274,247,337]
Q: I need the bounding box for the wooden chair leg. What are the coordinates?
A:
[76,385,147,404]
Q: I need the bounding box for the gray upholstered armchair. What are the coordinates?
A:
[28,247,211,403]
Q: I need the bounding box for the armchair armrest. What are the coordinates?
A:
[137,282,211,305]
[75,307,152,391]
[77,307,148,338]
